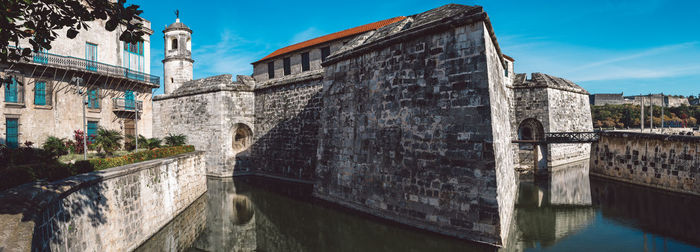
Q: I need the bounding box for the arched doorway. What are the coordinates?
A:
[518,118,544,141]
[517,118,548,173]
[232,123,253,152]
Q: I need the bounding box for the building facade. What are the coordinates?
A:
[153,4,593,246]
[590,93,690,107]
[1,17,157,148]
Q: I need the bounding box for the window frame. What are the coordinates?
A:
[283,57,291,76]
[87,87,100,109]
[301,52,310,72]
[321,46,331,62]
[267,61,275,79]
[87,121,98,143]
[5,118,19,148]
[34,81,46,105]
[4,77,18,103]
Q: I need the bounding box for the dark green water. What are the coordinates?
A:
[137,165,700,252]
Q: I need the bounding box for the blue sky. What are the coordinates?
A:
[134,0,700,96]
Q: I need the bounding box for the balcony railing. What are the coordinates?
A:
[10,47,159,86]
[113,98,142,112]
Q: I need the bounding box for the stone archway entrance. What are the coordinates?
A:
[518,118,544,141]
[517,118,547,174]
[232,123,253,152]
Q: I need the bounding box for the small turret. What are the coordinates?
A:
[162,15,193,94]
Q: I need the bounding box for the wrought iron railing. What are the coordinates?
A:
[112,98,142,111]
[513,132,600,144]
[10,46,159,86]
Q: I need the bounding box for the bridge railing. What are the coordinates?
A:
[513,132,600,144]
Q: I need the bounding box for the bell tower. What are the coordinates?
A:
[162,12,193,94]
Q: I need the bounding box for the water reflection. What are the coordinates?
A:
[138,163,700,251]
[505,160,595,251]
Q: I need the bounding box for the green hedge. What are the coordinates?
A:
[89,145,195,170]
[0,145,195,191]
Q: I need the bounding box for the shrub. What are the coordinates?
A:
[93,127,123,156]
[73,160,95,174]
[90,145,195,170]
[164,134,187,147]
[73,130,87,154]
[43,136,68,158]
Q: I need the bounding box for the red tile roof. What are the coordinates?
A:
[252,16,407,64]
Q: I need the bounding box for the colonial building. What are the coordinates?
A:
[154,4,594,246]
[1,17,157,148]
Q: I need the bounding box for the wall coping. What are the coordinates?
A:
[599,131,700,143]
[0,151,205,215]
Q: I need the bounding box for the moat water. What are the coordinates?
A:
[137,165,700,252]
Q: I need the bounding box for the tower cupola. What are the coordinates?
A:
[162,15,193,94]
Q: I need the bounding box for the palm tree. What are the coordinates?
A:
[93,127,123,157]
[164,134,187,146]
[125,134,162,150]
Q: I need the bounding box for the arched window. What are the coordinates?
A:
[171,38,178,50]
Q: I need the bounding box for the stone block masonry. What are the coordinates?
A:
[250,80,323,181]
[591,132,700,196]
[0,151,206,251]
[153,74,255,177]
[314,13,517,245]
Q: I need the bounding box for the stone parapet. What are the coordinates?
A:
[591,133,700,196]
[0,151,207,251]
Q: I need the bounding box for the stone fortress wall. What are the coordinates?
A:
[509,73,593,174]
[591,132,700,196]
[0,151,206,252]
[153,75,254,177]
[153,4,593,246]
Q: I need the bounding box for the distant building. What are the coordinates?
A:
[590,93,690,107]
[624,94,689,107]
[589,93,627,106]
[1,16,157,148]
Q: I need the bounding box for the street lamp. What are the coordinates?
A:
[71,77,87,160]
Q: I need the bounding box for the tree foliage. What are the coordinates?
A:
[93,127,123,156]
[164,134,187,147]
[592,104,700,128]
[0,0,145,62]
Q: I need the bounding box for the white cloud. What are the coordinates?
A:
[289,27,324,44]
[191,30,264,78]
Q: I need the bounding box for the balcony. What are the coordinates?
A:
[11,47,159,87]
[112,98,142,112]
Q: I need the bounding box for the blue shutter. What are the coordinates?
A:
[88,88,100,109]
[6,118,18,148]
[34,81,46,105]
[86,43,97,71]
[5,77,17,103]
[125,90,135,110]
[87,121,98,143]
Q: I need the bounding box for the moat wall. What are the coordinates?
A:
[591,132,700,195]
[153,75,255,177]
[0,151,206,252]
[249,79,323,181]
[314,21,516,246]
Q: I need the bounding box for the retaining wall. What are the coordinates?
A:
[0,151,206,252]
[591,132,700,195]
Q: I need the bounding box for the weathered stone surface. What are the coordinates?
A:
[510,73,593,172]
[153,75,255,177]
[313,4,517,244]
[0,151,206,252]
[249,80,323,181]
[591,132,700,195]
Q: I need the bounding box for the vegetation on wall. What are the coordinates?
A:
[592,104,700,128]
[0,129,193,191]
